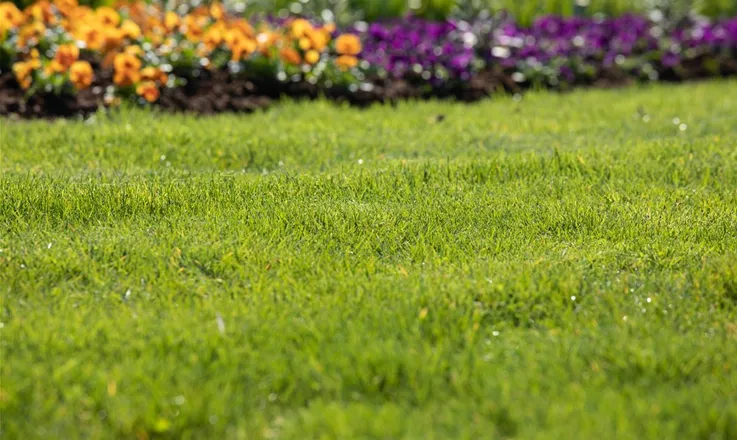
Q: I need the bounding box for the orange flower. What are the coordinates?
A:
[122,1,145,19]
[304,50,320,65]
[18,21,46,47]
[76,25,106,51]
[114,52,141,72]
[231,19,254,38]
[184,21,204,42]
[101,51,116,68]
[103,27,124,51]
[226,30,256,61]
[95,6,120,27]
[335,55,358,70]
[53,0,78,17]
[290,18,312,39]
[141,66,167,84]
[120,19,141,39]
[335,34,362,56]
[306,28,329,51]
[140,66,156,80]
[12,60,36,89]
[280,47,301,65]
[25,1,55,24]
[54,43,79,69]
[69,60,93,89]
[136,81,159,102]
[62,5,92,29]
[113,52,141,86]
[231,40,256,61]
[0,2,24,34]
[114,69,140,87]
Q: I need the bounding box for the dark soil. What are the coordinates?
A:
[1,58,735,119]
[0,71,107,119]
[0,66,517,119]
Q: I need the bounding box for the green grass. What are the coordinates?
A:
[2,81,737,439]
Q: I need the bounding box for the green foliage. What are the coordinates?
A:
[8,0,735,22]
[235,0,737,24]
[9,0,734,23]
[2,81,737,438]
[8,0,112,8]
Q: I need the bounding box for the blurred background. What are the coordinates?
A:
[8,0,737,24]
[234,0,737,24]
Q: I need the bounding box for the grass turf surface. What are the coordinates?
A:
[2,81,737,439]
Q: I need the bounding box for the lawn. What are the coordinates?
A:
[1,81,737,439]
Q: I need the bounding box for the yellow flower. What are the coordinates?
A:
[223,28,239,47]
[141,66,168,84]
[304,50,320,65]
[209,2,224,20]
[25,0,55,24]
[335,55,358,70]
[120,19,141,40]
[124,45,144,57]
[335,34,362,56]
[203,26,223,50]
[298,37,311,51]
[54,43,79,69]
[164,11,179,32]
[45,59,66,75]
[280,47,301,65]
[13,60,36,89]
[136,81,159,102]
[0,2,24,34]
[69,60,93,89]
[95,6,120,27]
[290,18,312,39]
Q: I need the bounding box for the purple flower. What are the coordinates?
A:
[661,51,681,67]
[342,11,737,90]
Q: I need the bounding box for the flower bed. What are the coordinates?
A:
[1,0,736,117]
[0,0,368,116]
